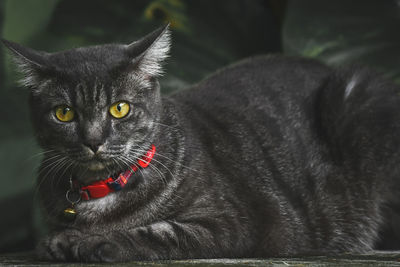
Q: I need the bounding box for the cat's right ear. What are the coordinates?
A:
[1,39,49,88]
[125,24,171,77]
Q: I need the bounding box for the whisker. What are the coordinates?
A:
[147,162,168,185]
[128,146,199,174]
[128,145,177,184]
[37,156,65,176]
[48,158,69,192]
[152,121,180,131]
[34,156,67,202]
[56,159,75,187]
[26,149,57,161]
[40,154,65,165]
[118,156,138,175]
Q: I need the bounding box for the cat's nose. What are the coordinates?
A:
[84,143,102,154]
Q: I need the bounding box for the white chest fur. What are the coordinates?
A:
[75,193,118,220]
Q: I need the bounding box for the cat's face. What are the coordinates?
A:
[3,25,170,182]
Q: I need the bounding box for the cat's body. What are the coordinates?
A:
[3,26,400,262]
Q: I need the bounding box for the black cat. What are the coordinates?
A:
[3,25,400,262]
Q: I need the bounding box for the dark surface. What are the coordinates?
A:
[2,252,400,266]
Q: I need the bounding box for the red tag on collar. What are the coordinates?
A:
[80,145,156,200]
[81,178,114,200]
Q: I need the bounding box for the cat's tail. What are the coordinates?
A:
[315,67,400,167]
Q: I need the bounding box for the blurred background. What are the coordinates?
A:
[0,0,399,253]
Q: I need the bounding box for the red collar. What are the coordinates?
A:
[78,145,156,200]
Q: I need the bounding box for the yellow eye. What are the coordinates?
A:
[55,105,74,122]
[109,101,130,119]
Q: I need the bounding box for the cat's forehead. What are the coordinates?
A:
[48,44,128,79]
[39,44,144,105]
[39,70,147,109]
[74,80,108,107]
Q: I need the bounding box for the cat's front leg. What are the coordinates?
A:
[36,228,82,261]
[40,219,234,262]
[37,229,124,262]
[75,220,223,262]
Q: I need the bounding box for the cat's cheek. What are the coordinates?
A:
[39,116,79,146]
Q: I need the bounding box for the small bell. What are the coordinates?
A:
[64,205,77,220]
[64,176,80,221]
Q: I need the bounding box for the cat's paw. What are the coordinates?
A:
[73,235,124,262]
[37,230,122,262]
[36,229,81,261]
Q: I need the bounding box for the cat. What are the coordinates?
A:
[3,24,400,262]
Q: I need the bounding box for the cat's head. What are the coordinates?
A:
[2,25,170,183]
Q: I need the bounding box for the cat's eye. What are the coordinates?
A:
[55,105,75,122]
[109,101,130,119]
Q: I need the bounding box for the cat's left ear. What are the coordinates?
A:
[125,24,171,77]
[1,39,50,87]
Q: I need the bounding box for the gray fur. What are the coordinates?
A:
[2,26,400,262]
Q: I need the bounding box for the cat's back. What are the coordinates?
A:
[168,55,334,186]
[171,55,332,115]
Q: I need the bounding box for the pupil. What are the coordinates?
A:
[117,104,122,112]
[63,108,69,115]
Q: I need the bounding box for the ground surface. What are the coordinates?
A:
[2,252,400,266]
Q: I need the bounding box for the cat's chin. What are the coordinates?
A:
[77,169,112,184]
[87,161,106,171]
[74,160,117,184]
